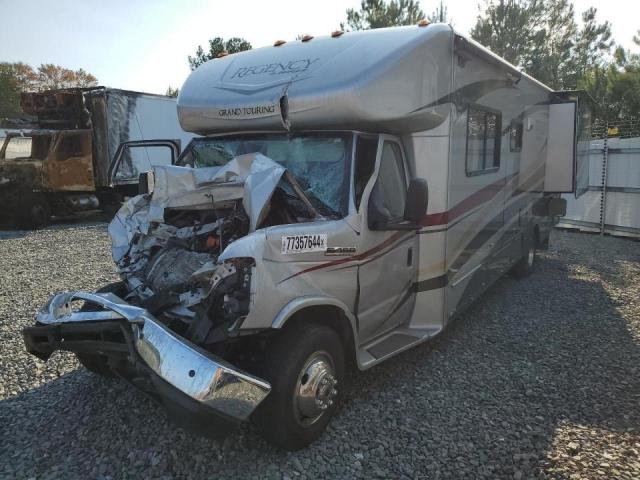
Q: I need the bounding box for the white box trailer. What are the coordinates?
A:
[24,24,588,449]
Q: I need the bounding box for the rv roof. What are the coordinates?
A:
[177,24,553,135]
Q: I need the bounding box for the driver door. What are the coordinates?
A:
[356,135,419,343]
[108,139,181,197]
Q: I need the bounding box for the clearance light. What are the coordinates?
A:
[274,40,286,47]
[331,30,344,38]
[216,51,229,58]
[301,34,314,42]
[418,19,430,27]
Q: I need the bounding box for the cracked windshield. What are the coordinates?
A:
[179,135,351,216]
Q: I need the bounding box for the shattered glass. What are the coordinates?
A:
[178,134,351,216]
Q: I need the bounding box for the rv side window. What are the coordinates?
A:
[370,142,407,220]
[510,120,523,152]
[466,107,501,175]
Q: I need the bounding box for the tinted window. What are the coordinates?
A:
[466,107,501,175]
[370,142,407,220]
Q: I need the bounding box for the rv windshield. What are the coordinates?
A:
[178,134,352,216]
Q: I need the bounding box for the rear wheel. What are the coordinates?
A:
[253,322,345,450]
[511,229,537,278]
[16,192,51,229]
[75,281,126,378]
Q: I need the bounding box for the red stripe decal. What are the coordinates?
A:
[421,172,517,227]
[280,231,407,283]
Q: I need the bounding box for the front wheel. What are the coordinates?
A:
[253,322,345,450]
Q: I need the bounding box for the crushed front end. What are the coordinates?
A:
[21,151,323,433]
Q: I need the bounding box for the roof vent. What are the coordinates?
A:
[300,34,314,42]
[418,19,430,27]
[331,30,344,38]
[274,40,286,47]
[216,51,229,58]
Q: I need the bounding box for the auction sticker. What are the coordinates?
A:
[281,234,327,254]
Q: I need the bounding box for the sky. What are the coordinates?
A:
[1,0,638,95]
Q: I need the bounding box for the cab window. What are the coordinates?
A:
[369,142,407,222]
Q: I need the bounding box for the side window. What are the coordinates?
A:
[3,136,33,160]
[370,142,407,220]
[510,120,523,152]
[55,133,90,159]
[354,135,378,209]
[114,145,175,182]
[466,106,501,175]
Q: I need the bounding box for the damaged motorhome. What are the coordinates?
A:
[23,23,589,449]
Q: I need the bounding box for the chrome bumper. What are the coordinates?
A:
[32,291,271,422]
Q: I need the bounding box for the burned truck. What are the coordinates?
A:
[23,24,582,449]
[0,87,191,228]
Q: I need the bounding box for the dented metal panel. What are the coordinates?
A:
[42,130,95,191]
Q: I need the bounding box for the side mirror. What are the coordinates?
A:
[404,178,428,224]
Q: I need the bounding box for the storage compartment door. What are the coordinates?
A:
[544,102,576,193]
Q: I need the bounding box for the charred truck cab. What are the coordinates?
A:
[24,24,588,449]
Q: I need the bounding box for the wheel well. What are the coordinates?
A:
[279,306,356,364]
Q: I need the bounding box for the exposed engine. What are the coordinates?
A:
[109,153,323,350]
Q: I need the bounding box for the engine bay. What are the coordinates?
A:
[108,152,329,351]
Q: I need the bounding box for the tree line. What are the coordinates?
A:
[187,0,639,122]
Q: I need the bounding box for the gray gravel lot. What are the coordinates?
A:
[1,225,639,479]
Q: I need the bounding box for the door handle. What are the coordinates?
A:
[407,247,413,266]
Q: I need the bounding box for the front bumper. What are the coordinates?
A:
[23,291,271,426]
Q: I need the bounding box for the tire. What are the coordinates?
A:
[16,192,51,229]
[253,322,345,450]
[75,281,126,378]
[511,229,537,278]
[76,352,117,378]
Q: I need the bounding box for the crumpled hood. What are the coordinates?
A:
[108,152,285,262]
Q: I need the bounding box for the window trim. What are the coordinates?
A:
[465,104,502,177]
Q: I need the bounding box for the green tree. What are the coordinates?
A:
[188,37,252,70]
[427,1,449,23]
[0,64,22,118]
[471,1,613,89]
[470,0,547,66]
[165,86,179,98]
[342,0,425,31]
[579,31,640,121]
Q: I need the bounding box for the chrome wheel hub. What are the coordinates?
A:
[294,352,338,425]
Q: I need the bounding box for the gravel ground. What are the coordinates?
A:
[1,225,639,479]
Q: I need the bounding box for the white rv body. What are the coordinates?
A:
[176,24,586,367]
[26,24,587,448]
